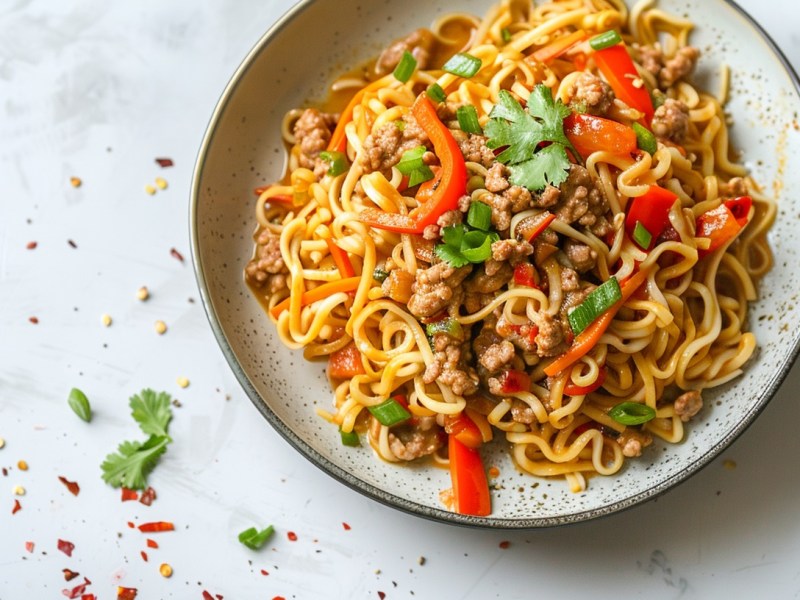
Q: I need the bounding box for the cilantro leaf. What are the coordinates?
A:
[130,389,173,437]
[527,84,573,148]
[508,144,571,191]
[100,435,170,490]
[485,92,545,165]
[434,241,470,268]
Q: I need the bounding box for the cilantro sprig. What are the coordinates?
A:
[484,85,579,191]
[101,389,174,490]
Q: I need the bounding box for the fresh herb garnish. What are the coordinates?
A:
[632,122,657,155]
[426,83,447,103]
[238,525,275,550]
[456,105,483,135]
[368,398,411,427]
[339,428,361,447]
[396,146,434,187]
[567,277,622,335]
[442,52,482,78]
[501,27,512,43]
[319,150,349,176]
[67,388,92,422]
[589,30,622,51]
[632,220,653,249]
[608,401,657,426]
[392,50,417,83]
[484,85,579,191]
[434,222,499,268]
[129,389,173,437]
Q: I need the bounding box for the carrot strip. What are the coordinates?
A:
[544,269,649,376]
[532,30,588,64]
[327,76,393,153]
[269,276,362,319]
[325,239,356,278]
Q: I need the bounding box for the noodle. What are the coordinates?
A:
[244,0,774,516]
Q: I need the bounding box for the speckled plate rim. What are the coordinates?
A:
[190,0,800,529]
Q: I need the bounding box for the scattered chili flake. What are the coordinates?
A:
[25,541,34,553]
[67,239,77,249]
[70,177,82,188]
[63,577,91,599]
[146,538,158,549]
[63,569,80,581]
[378,592,386,600]
[140,551,148,562]
[17,460,28,471]
[58,476,80,496]
[159,563,173,578]
[260,569,269,576]
[342,522,351,531]
[202,592,214,600]
[58,539,75,557]
[170,248,184,263]
[26,241,37,250]
[155,158,174,168]
[12,499,21,514]
[154,320,167,335]
[287,531,298,542]
[121,488,138,502]
[488,466,500,479]
[116,587,137,600]
[127,521,135,529]
[272,597,286,600]
[138,521,174,533]
[155,177,168,190]
[499,540,511,549]
[81,595,97,600]
[29,317,39,324]
[139,486,156,506]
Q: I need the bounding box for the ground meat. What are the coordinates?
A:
[375,29,435,76]
[674,390,703,422]
[465,262,513,294]
[480,185,534,233]
[384,416,444,461]
[534,312,567,357]
[293,109,338,178]
[245,229,286,284]
[544,165,612,237]
[495,316,538,353]
[491,239,533,266]
[510,400,536,424]
[569,71,615,116]
[422,338,479,396]
[360,114,429,174]
[478,340,516,374]
[560,267,580,293]
[563,238,597,273]
[534,185,561,209]
[651,98,690,143]
[407,263,472,318]
[484,162,510,193]
[724,177,748,197]
[631,43,663,77]
[453,131,496,168]
[659,46,701,89]
[616,428,653,458]
[463,291,495,314]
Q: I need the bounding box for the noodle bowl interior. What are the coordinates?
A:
[244,0,775,517]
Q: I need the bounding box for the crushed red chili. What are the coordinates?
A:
[155,158,174,168]
[116,587,137,600]
[378,593,386,600]
[24,541,34,553]
[499,540,511,549]
[138,521,174,533]
[260,569,269,576]
[146,538,159,549]
[58,476,80,496]
[127,521,135,529]
[121,488,138,502]
[63,577,91,599]
[26,241,37,250]
[202,592,214,600]
[287,531,298,541]
[29,316,39,324]
[12,499,21,514]
[57,539,75,557]
[170,248,185,263]
[140,551,148,562]
[63,569,80,581]
[139,486,156,506]
[342,522,351,531]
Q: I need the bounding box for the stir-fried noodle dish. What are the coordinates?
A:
[245,0,775,516]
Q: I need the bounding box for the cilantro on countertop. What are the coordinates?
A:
[484,85,579,191]
[129,388,173,437]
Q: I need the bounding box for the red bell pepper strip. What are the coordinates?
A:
[544,268,649,376]
[532,30,588,64]
[624,185,679,250]
[358,95,467,234]
[695,201,747,257]
[327,342,365,379]
[593,43,655,123]
[516,211,557,243]
[449,435,491,516]
[723,196,752,228]
[564,113,637,160]
[327,76,393,154]
[444,412,483,449]
[563,366,606,395]
[513,263,537,288]
[325,239,356,278]
[496,369,532,394]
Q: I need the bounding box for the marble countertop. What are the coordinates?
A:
[2,1,800,598]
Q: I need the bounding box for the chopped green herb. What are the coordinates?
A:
[442,52,482,78]
[372,268,390,283]
[426,83,447,103]
[456,105,482,135]
[130,389,173,437]
[608,401,657,426]
[396,146,426,174]
[467,201,492,231]
[238,525,275,550]
[632,122,657,155]
[408,165,434,187]
[589,30,622,51]
[393,50,417,83]
[651,89,667,109]
[339,428,361,447]
[501,27,512,43]
[319,150,349,176]
[460,230,493,262]
[101,435,170,490]
[567,277,622,335]
[67,388,92,423]
[435,223,499,267]
[368,398,411,427]
[425,318,464,339]
[632,220,653,249]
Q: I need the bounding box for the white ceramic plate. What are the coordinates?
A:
[191,0,800,527]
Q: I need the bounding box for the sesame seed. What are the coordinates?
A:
[13,485,25,496]
[17,460,28,471]
[176,377,189,389]
[154,320,167,335]
[159,563,173,578]
[101,314,112,327]
[0,437,5,449]
[145,184,157,195]
[137,286,150,301]
[155,177,168,190]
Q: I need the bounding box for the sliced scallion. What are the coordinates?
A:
[396,146,426,175]
[442,52,482,78]
[368,398,411,427]
[393,50,417,83]
[339,428,361,447]
[408,165,434,187]
[238,525,275,550]
[467,201,492,231]
[426,83,447,103]
[632,221,653,249]
[589,30,622,51]
[425,318,464,339]
[567,277,622,335]
[319,150,349,177]
[456,105,482,135]
[501,27,512,43]
[460,230,493,263]
[632,122,657,155]
[607,401,656,426]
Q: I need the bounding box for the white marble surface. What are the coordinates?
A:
[1,1,800,598]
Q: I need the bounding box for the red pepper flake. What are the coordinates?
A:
[67,239,78,249]
[202,592,214,600]
[127,521,135,529]
[146,538,159,549]
[169,248,184,263]
[378,593,386,600]
[272,597,286,600]
[63,569,80,581]
[25,541,34,553]
[58,476,81,496]
[342,522,351,531]
[155,158,174,168]
[287,531,298,542]
[29,316,39,324]
[121,487,138,502]
[499,540,511,549]
[139,486,156,506]
[140,550,148,562]
[81,595,96,600]
[116,587,137,600]
[138,521,174,533]
[63,577,91,599]
[57,539,75,557]
[260,569,269,576]
[26,241,37,250]
[12,499,21,514]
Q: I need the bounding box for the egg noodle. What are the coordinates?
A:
[246,0,775,515]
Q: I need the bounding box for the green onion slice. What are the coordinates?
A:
[368,398,411,427]
[425,318,464,339]
[393,50,417,83]
[589,30,622,51]
[632,221,653,249]
[407,165,434,187]
[567,277,623,335]
[467,201,492,231]
[442,52,482,78]
[68,387,92,422]
[456,105,482,135]
[339,428,361,447]
[651,89,667,109]
[426,83,447,102]
[501,27,512,43]
[460,230,493,263]
[372,267,389,283]
[396,146,426,175]
[607,401,657,426]
[632,122,657,155]
[319,150,349,177]
[238,525,275,550]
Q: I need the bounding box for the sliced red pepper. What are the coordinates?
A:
[57,539,75,557]
[448,435,491,516]
[444,412,483,449]
[137,521,174,533]
[593,43,654,122]
[723,196,752,228]
[327,341,366,379]
[563,367,607,395]
[624,185,679,250]
[58,475,80,496]
[325,239,356,278]
[564,113,637,160]
[516,211,556,243]
[120,487,138,502]
[116,587,138,600]
[696,203,743,257]
[496,369,532,394]
[532,29,588,64]
[513,263,538,288]
[358,95,467,234]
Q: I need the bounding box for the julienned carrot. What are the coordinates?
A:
[327,76,393,153]
[325,239,356,278]
[544,269,649,376]
[532,29,588,64]
[269,276,362,319]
